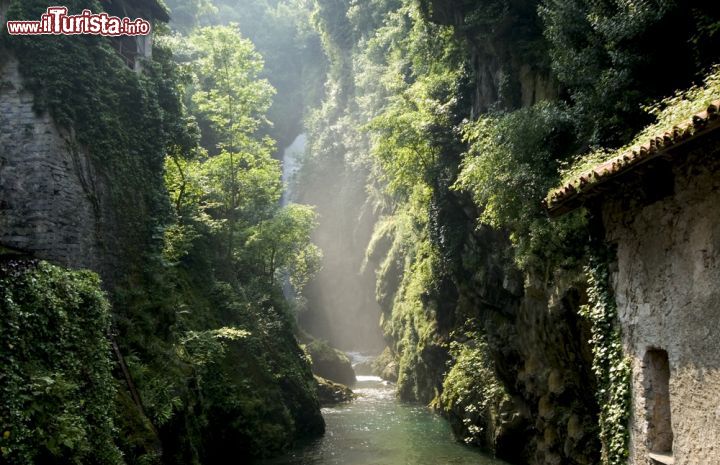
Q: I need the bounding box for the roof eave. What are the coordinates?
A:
[545,100,720,218]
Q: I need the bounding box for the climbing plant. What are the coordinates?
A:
[436,329,509,449]
[581,250,631,465]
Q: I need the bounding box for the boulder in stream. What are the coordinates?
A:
[315,375,355,405]
[371,346,399,382]
[304,339,357,385]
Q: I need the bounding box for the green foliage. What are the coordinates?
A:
[3,5,324,463]
[186,25,275,150]
[181,284,324,459]
[166,24,322,294]
[148,22,325,462]
[454,102,589,271]
[356,7,471,402]
[370,190,449,402]
[116,22,326,463]
[3,0,196,272]
[362,2,465,197]
[246,204,322,290]
[300,0,720,460]
[368,63,463,197]
[436,330,508,448]
[580,252,631,465]
[540,0,720,145]
[0,261,123,465]
[165,0,327,147]
[113,267,324,462]
[199,148,282,245]
[300,0,466,401]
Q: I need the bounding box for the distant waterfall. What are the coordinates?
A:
[281,133,306,205]
[281,133,306,301]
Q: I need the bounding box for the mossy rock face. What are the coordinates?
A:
[372,347,399,383]
[304,340,357,386]
[314,376,355,405]
[188,300,325,461]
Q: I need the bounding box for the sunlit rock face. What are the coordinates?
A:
[422,222,600,464]
[602,144,720,465]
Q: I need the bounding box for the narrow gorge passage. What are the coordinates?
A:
[277,135,499,464]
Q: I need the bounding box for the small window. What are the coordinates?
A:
[644,349,673,462]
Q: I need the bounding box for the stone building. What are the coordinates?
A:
[101,0,170,71]
[0,0,168,276]
[547,101,720,465]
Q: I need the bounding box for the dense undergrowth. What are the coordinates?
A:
[435,328,510,450]
[0,261,122,465]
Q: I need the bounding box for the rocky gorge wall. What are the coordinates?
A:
[371,3,601,463]
[0,55,107,272]
[428,219,601,464]
[602,142,720,465]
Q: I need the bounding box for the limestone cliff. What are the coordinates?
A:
[0,55,110,276]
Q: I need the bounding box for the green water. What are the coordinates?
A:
[258,375,507,465]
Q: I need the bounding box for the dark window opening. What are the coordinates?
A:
[644,348,673,460]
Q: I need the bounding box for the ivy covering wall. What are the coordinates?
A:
[4,0,194,277]
[582,251,631,465]
[0,260,122,465]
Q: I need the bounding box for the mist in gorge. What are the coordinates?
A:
[164,0,386,352]
[284,131,385,351]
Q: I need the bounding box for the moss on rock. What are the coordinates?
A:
[371,347,399,383]
[304,339,357,386]
[314,376,355,405]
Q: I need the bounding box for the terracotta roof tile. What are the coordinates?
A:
[544,99,720,217]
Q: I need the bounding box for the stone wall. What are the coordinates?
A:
[0,54,106,274]
[602,143,720,465]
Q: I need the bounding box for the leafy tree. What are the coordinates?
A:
[540,0,720,145]
[176,26,276,267]
[187,26,275,151]
[245,203,322,289]
[166,24,321,294]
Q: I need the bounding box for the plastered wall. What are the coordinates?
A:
[603,146,720,465]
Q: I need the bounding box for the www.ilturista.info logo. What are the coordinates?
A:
[6,7,151,36]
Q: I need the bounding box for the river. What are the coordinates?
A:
[257,371,507,465]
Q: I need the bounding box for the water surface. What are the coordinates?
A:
[257,375,507,465]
